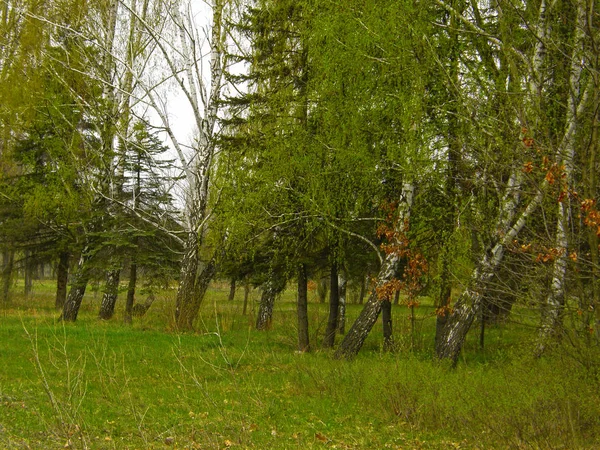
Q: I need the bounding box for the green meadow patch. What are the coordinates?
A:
[1,283,599,449]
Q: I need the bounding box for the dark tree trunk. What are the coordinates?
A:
[24,251,33,297]
[323,263,339,348]
[228,278,236,301]
[98,268,121,320]
[55,252,69,309]
[317,276,328,304]
[61,249,92,322]
[256,271,285,330]
[358,275,367,305]
[435,285,452,354]
[338,271,347,335]
[2,250,14,303]
[132,294,155,317]
[382,300,394,351]
[297,264,310,352]
[393,290,400,305]
[124,262,137,324]
[243,282,250,316]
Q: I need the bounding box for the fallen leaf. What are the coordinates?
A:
[315,432,329,442]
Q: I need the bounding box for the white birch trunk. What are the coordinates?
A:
[536,1,587,355]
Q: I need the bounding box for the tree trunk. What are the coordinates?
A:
[228,278,236,301]
[535,1,585,356]
[393,290,400,306]
[382,299,393,351]
[317,276,328,304]
[124,262,137,324]
[55,252,69,309]
[337,270,347,335]
[61,248,92,322]
[323,263,339,348]
[256,271,285,330]
[297,264,310,352]
[335,181,414,360]
[175,232,200,330]
[177,248,218,331]
[435,1,461,351]
[435,199,538,363]
[98,268,121,320]
[2,250,14,303]
[24,250,33,297]
[243,282,250,315]
[358,275,367,305]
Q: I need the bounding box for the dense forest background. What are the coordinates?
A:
[2,0,600,448]
[2,0,600,360]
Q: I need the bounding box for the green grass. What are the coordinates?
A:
[1,280,599,449]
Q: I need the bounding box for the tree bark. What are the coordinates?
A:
[61,248,92,322]
[435,183,544,362]
[175,232,200,329]
[176,248,218,331]
[297,264,310,352]
[317,276,328,303]
[243,281,250,315]
[335,181,414,359]
[358,275,367,305]
[337,270,347,335]
[98,268,121,320]
[124,262,137,324]
[382,299,393,351]
[535,1,586,356]
[55,251,69,309]
[323,263,339,348]
[256,271,285,330]
[24,250,33,297]
[228,278,236,301]
[2,250,14,303]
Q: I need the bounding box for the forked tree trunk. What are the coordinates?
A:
[124,262,137,324]
[176,248,218,331]
[256,272,285,330]
[323,263,339,348]
[55,252,69,309]
[297,264,310,352]
[338,270,347,335]
[99,268,121,320]
[335,181,414,360]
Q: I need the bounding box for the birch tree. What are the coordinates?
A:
[434,0,596,363]
[119,0,230,329]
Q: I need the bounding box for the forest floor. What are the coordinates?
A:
[1,280,599,449]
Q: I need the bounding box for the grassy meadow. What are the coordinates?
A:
[1,280,600,449]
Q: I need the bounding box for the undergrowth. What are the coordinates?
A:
[0,282,599,449]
